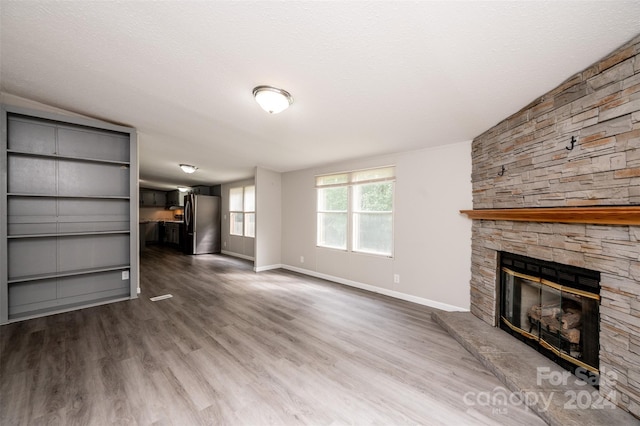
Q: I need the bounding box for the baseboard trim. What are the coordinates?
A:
[281,264,468,312]
[221,250,255,261]
[254,264,283,272]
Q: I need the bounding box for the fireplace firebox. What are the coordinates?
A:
[498,252,600,381]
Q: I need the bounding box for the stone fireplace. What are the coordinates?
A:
[464,33,640,418]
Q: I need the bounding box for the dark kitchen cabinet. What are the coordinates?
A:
[140,189,167,206]
[140,190,155,206]
[144,222,160,243]
[190,186,211,195]
[163,222,181,245]
[154,191,166,206]
[166,190,185,207]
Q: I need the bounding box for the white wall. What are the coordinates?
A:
[281,141,473,311]
[254,167,282,272]
[221,178,255,260]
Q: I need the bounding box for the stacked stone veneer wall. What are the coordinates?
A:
[469,34,640,417]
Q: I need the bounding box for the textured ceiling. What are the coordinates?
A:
[2,1,640,189]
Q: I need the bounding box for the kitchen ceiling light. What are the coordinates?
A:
[252,85,293,114]
[179,164,197,174]
[177,186,189,192]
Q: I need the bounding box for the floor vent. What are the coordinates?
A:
[150,294,173,302]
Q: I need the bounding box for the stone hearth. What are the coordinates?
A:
[467,33,640,418]
[432,311,638,425]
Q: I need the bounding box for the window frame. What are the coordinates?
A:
[351,180,395,256]
[316,185,349,250]
[229,185,255,238]
[316,166,395,257]
[244,185,255,238]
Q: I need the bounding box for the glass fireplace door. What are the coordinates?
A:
[537,281,562,355]
[501,268,543,341]
[500,266,599,375]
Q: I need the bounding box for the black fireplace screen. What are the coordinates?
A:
[499,252,600,377]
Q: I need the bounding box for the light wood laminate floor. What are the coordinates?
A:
[1,246,545,425]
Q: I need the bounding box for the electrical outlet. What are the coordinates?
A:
[122,270,130,280]
[393,274,400,284]
[300,256,305,263]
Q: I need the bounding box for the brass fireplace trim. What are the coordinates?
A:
[502,267,600,300]
[539,338,599,374]
[501,316,599,374]
[502,267,539,283]
[540,279,601,301]
[460,206,640,225]
[501,315,538,340]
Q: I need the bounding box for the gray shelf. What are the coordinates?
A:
[8,230,130,239]
[7,154,130,197]
[8,265,131,284]
[8,193,130,199]
[7,149,130,165]
[8,295,131,322]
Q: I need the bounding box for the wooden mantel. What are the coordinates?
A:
[459,206,640,225]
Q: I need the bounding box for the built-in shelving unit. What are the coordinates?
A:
[1,105,138,323]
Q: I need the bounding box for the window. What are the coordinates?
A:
[316,166,395,256]
[317,182,348,250]
[244,185,255,237]
[230,185,255,237]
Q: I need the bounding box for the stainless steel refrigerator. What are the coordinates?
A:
[184,194,221,254]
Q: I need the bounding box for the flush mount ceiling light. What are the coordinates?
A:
[179,164,198,174]
[252,85,293,114]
